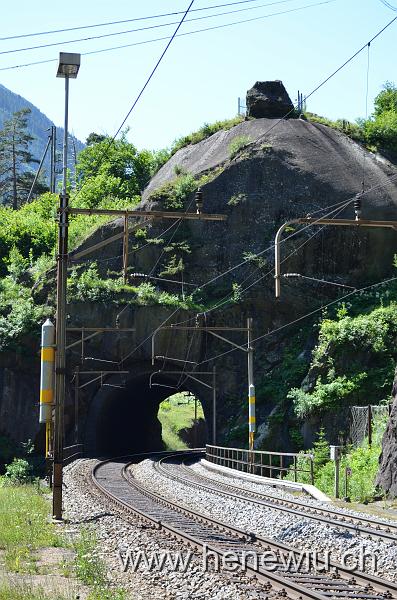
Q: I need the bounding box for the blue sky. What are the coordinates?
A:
[1,0,396,150]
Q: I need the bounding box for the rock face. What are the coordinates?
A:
[377,368,397,497]
[2,116,397,458]
[246,81,294,118]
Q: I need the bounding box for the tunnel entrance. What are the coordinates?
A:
[158,391,207,450]
[83,369,208,457]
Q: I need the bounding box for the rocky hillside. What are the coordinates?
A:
[0,83,84,184]
[1,83,397,488]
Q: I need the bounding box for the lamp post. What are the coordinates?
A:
[53,52,80,520]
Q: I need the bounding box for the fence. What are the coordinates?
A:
[350,405,390,447]
[63,444,84,465]
[206,444,314,484]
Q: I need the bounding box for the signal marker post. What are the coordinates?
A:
[247,317,255,452]
[52,167,226,519]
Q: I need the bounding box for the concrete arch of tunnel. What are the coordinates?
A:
[83,366,209,457]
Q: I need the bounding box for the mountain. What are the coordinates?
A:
[0,83,85,185]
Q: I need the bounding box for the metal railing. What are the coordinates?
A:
[206,444,314,485]
[63,444,84,465]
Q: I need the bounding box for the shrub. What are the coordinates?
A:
[171,115,244,155]
[228,135,251,159]
[4,458,33,484]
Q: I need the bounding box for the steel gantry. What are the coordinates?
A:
[51,185,227,519]
[274,198,397,298]
[151,318,256,451]
[150,368,217,445]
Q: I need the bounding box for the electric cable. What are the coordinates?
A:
[0,0,303,56]
[194,274,397,367]
[379,0,397,10]
[193,199,353,317]
[361,42,371,195]
[0,0,285,41]
[0,0,336,72]
[116,196,359,364]
[249,15,397,143]
[125,168,397,358]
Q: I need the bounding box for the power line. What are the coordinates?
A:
[379,0,397,11]
[0,0,278,41]
[117,170,397,365]
[115,195,367,364]
[195,275,397,367]
[0,0,336,72]
[0,0,298,56]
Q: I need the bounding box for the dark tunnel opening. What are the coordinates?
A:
[83,371,208,457]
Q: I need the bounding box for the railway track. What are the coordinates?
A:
[153,453,397,544]
[91,453,397,600]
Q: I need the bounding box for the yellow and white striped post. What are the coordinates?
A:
[247,317,255,452]
[40,319,55,457]
[249,383,256,451]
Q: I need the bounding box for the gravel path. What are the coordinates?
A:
[63,459,275,599]
[132,458,397,582]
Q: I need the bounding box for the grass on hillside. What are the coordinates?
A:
[0,483,62,573]
[0,482,126,600]
[158,392,204,450]
[0,586,75,600]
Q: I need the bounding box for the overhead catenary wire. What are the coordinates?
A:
[194,275,397,367]
[0,0,303,56]
[379,0,397,11]
[117,168,397,367]
[0,0,337,72]
[61,7,397,372]
[0,0,285,41]
[116,186,385,366]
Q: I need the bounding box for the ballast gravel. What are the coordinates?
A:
[131,458,397,583]
[62,459,277,600]
[191,460,397,526]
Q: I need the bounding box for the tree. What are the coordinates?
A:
[373,82,397,117]
[86,132,107,146]
[0,108,41,209]
[364,82,397,155]
[75,130,155,206]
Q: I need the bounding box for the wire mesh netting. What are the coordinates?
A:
[350,405,390,447]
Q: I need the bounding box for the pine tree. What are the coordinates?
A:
[312,427,330,475]
[0,108,40,209]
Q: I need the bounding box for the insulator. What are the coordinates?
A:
[195,188,203,214]
[354,194,362,219]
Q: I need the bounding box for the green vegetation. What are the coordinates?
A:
[148,168,222,210]
[0,585,74,600]
[288,301,397,418]
[0,483,62,573]
[171,115,245,155]
[286,418,388,502]
[0,131,197,354]
[0,109,48,210]
[67,264,199,309]
[0,479,126,599]
[228,135,251,159]
[228,193,247,206]
[305,81,397,157]
[158,392,204,450]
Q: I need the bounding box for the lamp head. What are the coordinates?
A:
[57,52,80,78]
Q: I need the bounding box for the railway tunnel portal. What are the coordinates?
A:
[82,367,209,457]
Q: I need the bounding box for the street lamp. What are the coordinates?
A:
[53,52,80,520]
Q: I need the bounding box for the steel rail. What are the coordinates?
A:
[91,453,397,600]
[152,454,397,597]
[157,456,397,543]
[184,459,397,536]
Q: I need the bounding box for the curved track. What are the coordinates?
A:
[91,452,397,600]
[154,454,397,544]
